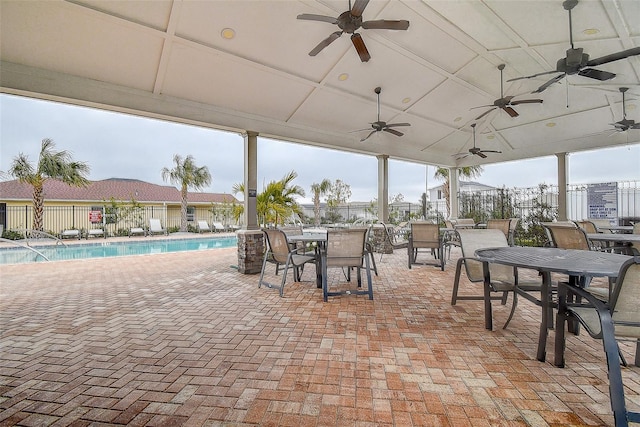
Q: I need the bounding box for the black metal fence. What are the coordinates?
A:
[298,181,639,246]
[3,181,637,243]
[2,204,239,238]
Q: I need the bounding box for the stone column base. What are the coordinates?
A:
[236,229,265,274]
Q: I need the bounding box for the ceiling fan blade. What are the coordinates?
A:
[503,106,519,118]
[507,70,560,82]
[309,31,343,56]
[351,33,371,62]
[480,150,502,154]
[383,128,404,137]
[510,99,543,106]
[350,0,369,17]
[475,107,496,121]
[587,47,640,67]
[470,104,494,110]
[385,123,411,128]
[360,130,376,142]
[475,151,488,159]
[362,20,410,30]
[297,14,338,24]
[453,152,470,160]
[532,74,565,93]
[578,68,616,81]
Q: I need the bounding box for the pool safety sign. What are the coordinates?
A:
[587,182,618,220]
[89,210,103,224]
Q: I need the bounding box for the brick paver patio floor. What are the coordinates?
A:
[1,239,639,426]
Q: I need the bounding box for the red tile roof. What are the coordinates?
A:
[0,178,238,204]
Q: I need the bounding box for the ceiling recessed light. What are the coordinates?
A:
[546,122,556,127]
[583,28,599,35]
[221,28,235,40]
[454,116,462,122]
[338,73,349,81]
[627,104,636,111]
[402,97,411,104]
[486,135,495,140]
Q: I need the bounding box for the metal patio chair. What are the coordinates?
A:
[555,256,640,427]
[259,228,317,297]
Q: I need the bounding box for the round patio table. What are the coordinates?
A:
[474,246,630,362]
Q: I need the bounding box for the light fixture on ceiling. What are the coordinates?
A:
[338,73,349,81]
[402,97,411,104]
[454,116,462,122]
[486,135,495,140]
[627,104,636,111]
[221,28,236,40]
[546,122,556,128]
[583,28,599,35]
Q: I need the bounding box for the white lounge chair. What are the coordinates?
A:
[148,218,167,236]
[197,220,212,233]
[129,227,146,237]
[86,228,105,239]
[212,222,227,232]
[60,229,81,239]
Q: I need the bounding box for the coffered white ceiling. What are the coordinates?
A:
[1,0,639,168]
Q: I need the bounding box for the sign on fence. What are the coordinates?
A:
[89,210,103,224]
[587,182,618,220]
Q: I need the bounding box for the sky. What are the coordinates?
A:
[1,93,639,204]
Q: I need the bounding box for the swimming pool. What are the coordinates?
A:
[0,236,238,265]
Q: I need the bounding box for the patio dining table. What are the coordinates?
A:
[287,233,328,288]
[587,233,640,254]
[474,246,631,363]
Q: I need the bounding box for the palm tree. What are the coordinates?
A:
[233,171,305,226]
[162,154,212,232]
[310,179,331,226]
[8,138,90,231]
[434,166,483,218]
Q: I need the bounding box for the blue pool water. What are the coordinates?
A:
[0,236,238,265]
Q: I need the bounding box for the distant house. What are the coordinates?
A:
[0,178,239,233]
[428,181,495,202]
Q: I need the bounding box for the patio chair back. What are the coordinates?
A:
[149,218,167,235]
[408,221,444,270]
[576,220,598,234]
[589,218,614,233]
[322,228,373,301]
[264,228,291,264]
[543,223,591,251]
[197,220,211,233]
[508,218,520,246]
[486,219,511,242]
[456,229,513,283]
[259,228,316,297]
[325,228,367,268]
[278,225,303,237]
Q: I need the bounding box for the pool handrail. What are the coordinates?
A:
[0,237,50,261]
[15,229,67,247]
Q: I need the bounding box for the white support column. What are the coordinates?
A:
[243,131,259,230]
[556,152,568,221]
[448,167,459,219]
[377,155,389,223]
[237,131,264,275]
